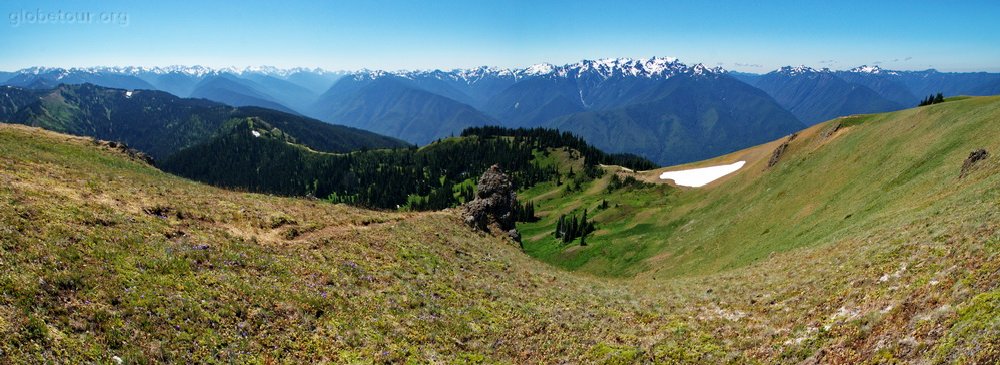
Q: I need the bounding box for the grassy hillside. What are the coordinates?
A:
[520,96,1000,278]
[0,125,668,363]
[1,97,998,363]
[518,96,1000,361]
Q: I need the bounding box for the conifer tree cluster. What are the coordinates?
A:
[606,174,653,192]
[918,93,945,106]
[554,209,595,245]
[461,126,657,171]
[164,123,634,211]
[514,201,538,222]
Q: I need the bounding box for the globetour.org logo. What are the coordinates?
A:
[9,9,129,27]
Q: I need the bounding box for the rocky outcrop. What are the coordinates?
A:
[960,149,989,178]
[92,139,154,165]
[462,165,520,242]
[767,133,797,168]
[820,122,843,139]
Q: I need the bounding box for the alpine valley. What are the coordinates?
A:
[2,58,999,364]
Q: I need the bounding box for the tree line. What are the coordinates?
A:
[514,201,538,223]
[918,93,945,106]
[162,120,639,211]
[554,209,594,246]
[461,126,658,171]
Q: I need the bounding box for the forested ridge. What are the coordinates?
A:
[461,126,658,171]
[162,120,657,210]
[0,84,407,159]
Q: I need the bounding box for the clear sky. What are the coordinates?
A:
[1,0,998,73]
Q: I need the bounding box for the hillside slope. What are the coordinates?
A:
[1,96,998,363]
[544,75,804,165]
[0,84,406,159]
[161,124,654,210]
[752,67,902,125]
[189,75,299,114]
[520,96,1000,278]
[307,59,805,166]
[521,96,1000,361]
[0,125,645,362]
[311,76,497,145]
[835,67,919,106]
[2,69,156,91]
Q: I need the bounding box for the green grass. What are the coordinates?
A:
[0,125,728,363]
[2,96,1000,363]
[519,96,1000,279]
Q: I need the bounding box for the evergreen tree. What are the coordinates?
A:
[919,92,946,106]
[166,125,657,213]
[555,215,564,239]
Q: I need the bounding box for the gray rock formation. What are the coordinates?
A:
[462,165,520,242]
[767,133,797,168]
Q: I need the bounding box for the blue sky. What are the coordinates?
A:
[1,0,998,72]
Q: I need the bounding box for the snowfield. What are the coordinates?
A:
[659,161,746,187]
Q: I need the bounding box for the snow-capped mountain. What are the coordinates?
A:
[835,65,1000,105]
[527,57,723,79]
[309,57,800,165]
[773,65,831,76]
[2,67,156,90]
[847,65,900,76]
[347,57,722,83]
[745,64,1000,124]
[2,66,349,115]
[754,66,901,125]
[5,59,998,165]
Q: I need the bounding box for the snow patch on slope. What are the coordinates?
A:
[659,161,746,187]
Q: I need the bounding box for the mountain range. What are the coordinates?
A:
[748,66,904,125]
[4,60,999,164]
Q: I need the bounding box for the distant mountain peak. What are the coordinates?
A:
[774,65,831,76]
[522,62,557,76]
[349,69,397,81]
[450,66,518,82]
[349,66,521,83]
[688,63,726,77]
[557,57,692,79]
[847,65,900,76]
[15,66,61,75]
